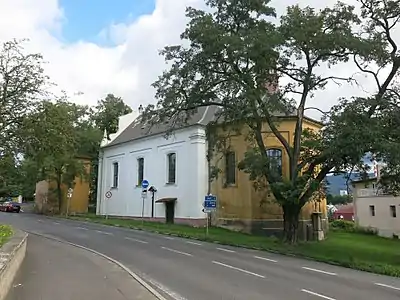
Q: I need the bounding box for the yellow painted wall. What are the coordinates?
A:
[211,117,327,224]
[46,158,91,214]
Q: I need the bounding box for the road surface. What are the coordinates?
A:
[1,212,400,300]
[6,234,157,300]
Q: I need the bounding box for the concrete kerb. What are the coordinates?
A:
[0,229,28,300]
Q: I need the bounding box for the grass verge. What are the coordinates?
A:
[0,224,13,247]
[63,214,400,277]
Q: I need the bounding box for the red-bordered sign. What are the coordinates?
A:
[105,191,112,199]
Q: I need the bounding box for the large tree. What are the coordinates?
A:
[144,0,400,243]
[92,93,132,140]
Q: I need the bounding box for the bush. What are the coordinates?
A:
[330,220,377,235]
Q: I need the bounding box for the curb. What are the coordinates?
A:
[0,229,28,300]
[26,231,169,300]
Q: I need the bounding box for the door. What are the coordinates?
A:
[165,202,175,224]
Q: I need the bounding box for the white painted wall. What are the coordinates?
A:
[97,125,208,220]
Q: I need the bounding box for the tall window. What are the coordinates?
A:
[167,153,176,184]
[225,151,236,185]
[369,205,375,216]
[390,205,397,218]
[266,148,283,178]
[137,158,144,186]
[112,162,119,188]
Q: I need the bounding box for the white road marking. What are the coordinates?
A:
[186,241,202,246]
[301,289,336,300]
[212,261,265,278]
[161,247,193,257]
[96,230,113,235]
[75,227,89,231]
[254,256,278,263]
[375,283,400,291]
[53,222,60,225]
[37,219,43,222]
[216,247,235,253]
[301,267,337,276]
[163,236,175,240]
[125,237,148,244]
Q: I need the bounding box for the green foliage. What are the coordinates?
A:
[326,194,353,205]
[92,94,132,140]
[0,225,13,247]
[330,220,377,235]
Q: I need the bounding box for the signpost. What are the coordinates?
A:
[203,195,217,236]
[105,190,112,219]
[66,188,73,216]
[141,180,149,224]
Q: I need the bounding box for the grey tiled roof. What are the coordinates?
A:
[103,104,321,149]
[103,105,219,148]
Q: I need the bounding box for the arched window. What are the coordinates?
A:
[266,148,283,178]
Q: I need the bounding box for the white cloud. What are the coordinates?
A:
[0,0,398,119]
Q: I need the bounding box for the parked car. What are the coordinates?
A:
[0,201,21,213]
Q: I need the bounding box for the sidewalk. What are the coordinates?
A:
[6,234,158,300]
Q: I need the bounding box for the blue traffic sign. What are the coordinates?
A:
[204,195,217,211]
[141,180,149,189]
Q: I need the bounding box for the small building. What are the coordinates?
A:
[332,204,354,221]
[352,177,400,238]
[96,106,216,226]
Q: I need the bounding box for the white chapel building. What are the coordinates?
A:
[96,106,217,225]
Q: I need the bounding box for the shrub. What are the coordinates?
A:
[330,220,377,235]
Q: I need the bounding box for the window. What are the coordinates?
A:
[167,153,176,184]
[225,151,236,185]
[112,162,119,188]
[390,205,397,218]
[137,158,144,186]
[369,205,375,216]
[266,148,283,178]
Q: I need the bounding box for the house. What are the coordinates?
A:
[332,204,354,221]
[96,106,216,225]
[210,114,327,239]
[96,104,327,239]
[352,177,400,238]
[34,156,91,214]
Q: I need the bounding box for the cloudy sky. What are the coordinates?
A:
[0,0,397,119]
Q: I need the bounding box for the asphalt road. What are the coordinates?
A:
[1,212,400,300]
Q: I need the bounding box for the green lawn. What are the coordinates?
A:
[65,214,400,277]
[0,224,13,247]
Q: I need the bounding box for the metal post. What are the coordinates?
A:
[151,192,155,218]
[206,212,209,236]
[105,197,108,220]
[141,196,145,225]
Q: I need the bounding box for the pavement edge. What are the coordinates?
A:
[26,231,169,300]
[0,229,28,300]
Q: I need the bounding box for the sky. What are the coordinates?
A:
[0,0,398,120]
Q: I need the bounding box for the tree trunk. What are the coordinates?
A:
[56,171,62,213]
[282,204,301,244]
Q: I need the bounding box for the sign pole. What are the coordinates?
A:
[203,194,217,237]
[105,190,112,220]
[141,180,150,226]
[206,212,209,236]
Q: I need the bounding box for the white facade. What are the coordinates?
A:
[353,180,400,238]
[96,125,209,222]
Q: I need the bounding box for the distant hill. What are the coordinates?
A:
[325,172,375,195]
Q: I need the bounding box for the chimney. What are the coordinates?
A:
[138,104,143,114]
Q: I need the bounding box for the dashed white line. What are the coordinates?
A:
[75,227,89,231]
[163,236,175,240]
[124,237,148,244]
[375,283,400,291]
[301,289,336,300]
[216,247,235,253]
[254,256,278,263]
[52,222,60,225]
[37,219,43,222]
[186,241,202,246]
[161,247,193,257]
[212,261,265,278]
[301,267,337,276]
[96,230,113,235]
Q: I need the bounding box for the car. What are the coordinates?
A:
[0,201,21,213]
